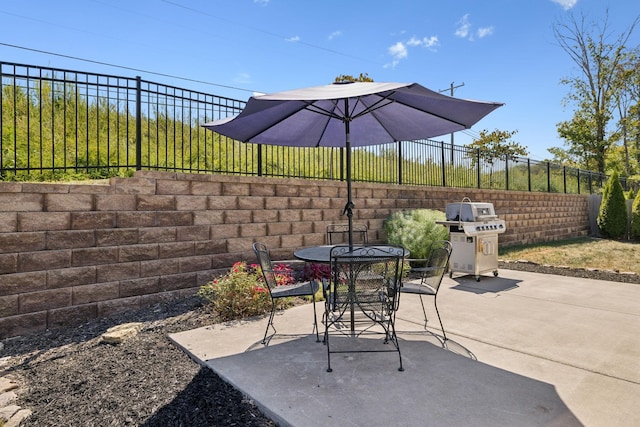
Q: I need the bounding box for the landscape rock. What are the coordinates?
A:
[0,404,21,421]
[0,390,17,407]
[101,322,143,344]
[0,377,18,393]
[4,408,32,427]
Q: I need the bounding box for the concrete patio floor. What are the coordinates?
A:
[170,269,640,427]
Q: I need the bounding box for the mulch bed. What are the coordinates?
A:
[498,260,640,284]
[1,262,637,427]
[1,296,276,427]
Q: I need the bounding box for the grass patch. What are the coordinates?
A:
[499,237,640,274]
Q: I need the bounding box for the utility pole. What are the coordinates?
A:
[439,82,464,163]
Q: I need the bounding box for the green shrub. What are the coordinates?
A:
[597,171,627,239]
[626,189,635,200]
[383,209,449,260]
[631,192,640,240]
[198,261,295,321]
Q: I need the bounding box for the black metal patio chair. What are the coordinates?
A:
[323,244,405,372]
[326,223,369,245]
[253,242,320,344]
[400,240,453,342]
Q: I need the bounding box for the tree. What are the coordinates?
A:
[334,73,374,83]
[614,49,640,177]
[631,191,640,240]
[547,146,581,168]
[464,129,528,189]
[465,129,528,164]
[556,111,601,171]
[553,11,639,174]
[597,171,628,239]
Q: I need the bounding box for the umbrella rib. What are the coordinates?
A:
[304,100,346,121]
[391,97,469,128]
[350,93,396,121]
[239,108,305,142]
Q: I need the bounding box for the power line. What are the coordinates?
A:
[0,42,258,94]
[159,0,378,65]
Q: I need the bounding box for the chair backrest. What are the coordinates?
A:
[421,240,452,292]
[329,245,404,313]
[252,242,277,293]
[326,223,368,245]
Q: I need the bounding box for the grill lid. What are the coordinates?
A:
[445,202,497,222]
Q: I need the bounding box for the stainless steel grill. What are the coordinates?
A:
[438,199,506,281]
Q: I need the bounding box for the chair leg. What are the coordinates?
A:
[262,302,277,345]
[312,292,320,342]
[325,315,332,372]
[433,296,447,342]
[418,295,429,329]
[388,318,404,372]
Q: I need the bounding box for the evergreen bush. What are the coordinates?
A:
[631,192,640,240]
[383,209,449,260]
[597,171,627,239]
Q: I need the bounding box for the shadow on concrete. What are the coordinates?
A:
[204,334,581,427]
[141,366,272,427]
[450,275,522,294]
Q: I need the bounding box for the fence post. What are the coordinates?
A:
[135,76,142,171]
[527,158,531,192]
[505,156,509,191]
[476,148,481,189]
[577,169,581,194]
[257,144,263,176]
[547,161,551,192]
[397,141,403,185]
[563,166,567,193]
[440,141,446,186]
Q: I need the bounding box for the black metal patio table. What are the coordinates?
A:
[294,244,409,263]
[294,245,408,332]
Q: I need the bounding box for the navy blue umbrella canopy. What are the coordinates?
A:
[203,81,503,246]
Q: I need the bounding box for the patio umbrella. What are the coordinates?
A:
[203,81,503,246]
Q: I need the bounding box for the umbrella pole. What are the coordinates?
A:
[345,137,354,249]
[344,103,354,249]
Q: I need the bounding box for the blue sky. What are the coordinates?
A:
[1,0,638,160]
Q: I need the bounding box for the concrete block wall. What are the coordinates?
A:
[0,171,589,338]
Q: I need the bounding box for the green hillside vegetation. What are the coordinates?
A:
[0,78,604,192]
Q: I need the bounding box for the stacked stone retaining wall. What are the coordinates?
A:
[0,171,590,338]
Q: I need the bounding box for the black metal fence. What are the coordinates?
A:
[0,61,625,194]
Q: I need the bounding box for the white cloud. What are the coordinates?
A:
[477,26,494,38]
[455,14,494,41]
[384,42,408,69]
[389,42,408,60]
[455,14,471,38]
[286,35,300,42]
[328,30,343,40]
[407,36,439,49]
[551,0,578,10]
[254,0,269,5]
[385,34,438,69]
